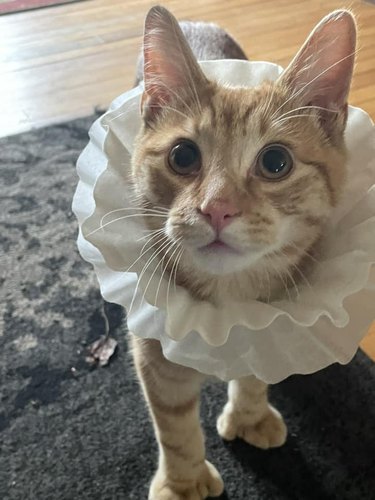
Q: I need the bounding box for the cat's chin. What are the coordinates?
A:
[190,245,262,276]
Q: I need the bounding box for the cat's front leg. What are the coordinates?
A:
[131,335,224,500]
[217,376,287,449]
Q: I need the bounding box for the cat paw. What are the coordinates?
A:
[217,404,287,449]
[148,460,224,500]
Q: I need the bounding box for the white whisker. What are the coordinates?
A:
[136,227,165,243]
[147,104,191,120]
[173,247,184,294]
[127,235,174,317]
[125,233,169,274]
[170,21,202,114]
[273,114,318,127]
[272,50,358,119]
[105,100,139,123]
[165,243,183,315]
[100,207,169,227]
[288,241,319,265]
[264,254,293,302]
[282,264,301,299]
[277,105,338,121]
[85,213,168,238]
[140,237,181,309]
[262,86,276,123]
[154,238,182,311]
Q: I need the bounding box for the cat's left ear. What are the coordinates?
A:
[278,10,356,122]
[141,6,208,123]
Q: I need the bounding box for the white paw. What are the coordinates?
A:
[148,460,224,500]
[217,404,287,449]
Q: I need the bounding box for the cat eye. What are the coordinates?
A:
[256,144,293,180]
[168,140,201,175]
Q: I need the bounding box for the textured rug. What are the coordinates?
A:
[0,0,86,15]
[1,118,375,500]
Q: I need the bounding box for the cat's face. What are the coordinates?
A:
[131,8,355,280]
[133,81,346,276]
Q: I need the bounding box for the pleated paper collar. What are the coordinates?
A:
[73,60,375,383]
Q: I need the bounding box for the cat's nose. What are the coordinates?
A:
[198,200,241,232]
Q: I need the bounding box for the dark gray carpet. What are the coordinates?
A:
[1,117,375,500]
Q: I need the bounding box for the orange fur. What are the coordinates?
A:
[132,77,348,302]
[129,7,357,499]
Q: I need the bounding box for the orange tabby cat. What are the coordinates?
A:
[130,6,356,499]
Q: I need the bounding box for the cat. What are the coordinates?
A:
[129,6,356,499]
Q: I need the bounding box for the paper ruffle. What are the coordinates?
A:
[72,60,375,383]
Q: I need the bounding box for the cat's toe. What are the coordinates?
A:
[216,405,238,441]
[217,404,287,449]
[200,460,224,497]
[241,406,287,449]
[148,460,224,500]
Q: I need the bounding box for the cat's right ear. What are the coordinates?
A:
[141,6,208,123]
[278,11,356,122]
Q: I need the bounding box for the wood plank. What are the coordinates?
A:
[361,323,375,361]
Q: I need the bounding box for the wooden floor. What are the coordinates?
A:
[1,0,375,137]
[1,0,374,358]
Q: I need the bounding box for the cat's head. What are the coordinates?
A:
[131,6,356,280]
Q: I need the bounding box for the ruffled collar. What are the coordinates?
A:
[73,60,375,383]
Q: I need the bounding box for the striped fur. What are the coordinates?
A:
[129,7,356,499]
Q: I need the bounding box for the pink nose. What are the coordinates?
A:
[199,200,241,232]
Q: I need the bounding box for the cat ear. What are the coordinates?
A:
[279,10,356,114]
[142,6,208,122]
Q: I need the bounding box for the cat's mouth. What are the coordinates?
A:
[198,239,241,255]
[191,237,256,275]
